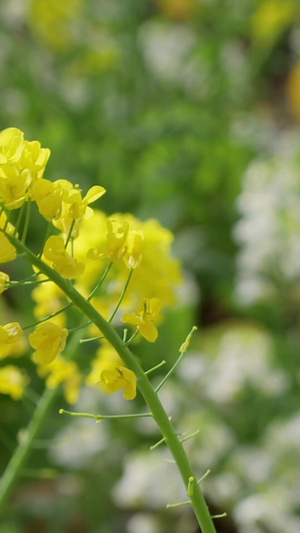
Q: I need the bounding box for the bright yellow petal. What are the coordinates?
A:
[121,313,142,326]
[139,322,158,343]
[84,185,106,204]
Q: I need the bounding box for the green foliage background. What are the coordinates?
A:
[1,1,300,532]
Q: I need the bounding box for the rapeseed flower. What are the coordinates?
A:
[31,179,63,221]
[122,298,161,343]
[87,219,129,262]
[53,181,105,238]
[86,342,123,388]
[0,128,24,165]
[0,234,17,264]
[43,235,85,279]
[0,322,24,359]
[29,322,68,364]
[0,366,28,400]
[124,230,143,269]
[19,140,50,181]
[0,166,31,209]
[100,366,137,400]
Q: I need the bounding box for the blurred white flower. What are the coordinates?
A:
[49,419,109,469]
[234,142,300,304]
[113,449,186,509]
[127,513,160,533]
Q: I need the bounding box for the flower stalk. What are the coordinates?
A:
[2,231,217,533]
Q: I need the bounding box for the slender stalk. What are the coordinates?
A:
[21,201,31,244]
[59,409,152,421]
[0,386,57,512]
[14,205,25,235]
[0,329,82,512]
[64,220,75,249]
[87,262,112,301]
[108,268,133,323]
[4,233,217,533]
[38,221,52,258]
[22,301,73,330]
[156,326,197,392]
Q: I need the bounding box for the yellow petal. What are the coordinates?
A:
[84,185,106,204]
[139,322,158,343]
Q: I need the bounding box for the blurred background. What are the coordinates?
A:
[1,0,300,532]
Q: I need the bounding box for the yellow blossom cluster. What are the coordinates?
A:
[0,127,50,210]
[0,127,182,403]
[75,211,182,311]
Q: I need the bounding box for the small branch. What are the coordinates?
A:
[155,326,197,392]
[59,409,152,422]
[108,268,133,323]
[145,360,166,375]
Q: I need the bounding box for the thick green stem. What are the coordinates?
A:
[4,234,217,533]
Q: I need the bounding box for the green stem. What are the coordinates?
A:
[108,268,133,323]
[87,262,112,301]
[14,205,25,236]
[0,329,83,512]
[59,409,152,421]
[22,301,73,331]
[38,221,52,258]
[3,234,216,533]
[64,220,75,249]
[0,386,57,513]
[21,201,31,244]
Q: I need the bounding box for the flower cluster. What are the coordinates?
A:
[0,127,50,210]
[0,127,182,404]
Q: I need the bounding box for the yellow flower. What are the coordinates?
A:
[0,365,29,400]
[87,342,136,399]
[29,321,68,364]
[122,298,161,343]
[0,166,31,209]
[86,342,123,388]
[0,322,24,359]
[87,219,129,262]
[100,366,137,400]
[0,128,25,165]
[19,140,51,181]
[124,230,143,269]
[0,233,17,264]
[0,128,50,207]
[53,181,106,238]
[31,179,63,221]
[0,272,10,295]
[43,235,85,279]
[38,357,81,404]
